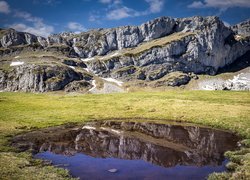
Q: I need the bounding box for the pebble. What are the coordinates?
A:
[108,168,118,173]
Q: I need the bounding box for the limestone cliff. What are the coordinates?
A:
[0,16,249,92]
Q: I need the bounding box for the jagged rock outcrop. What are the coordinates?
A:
[0,64,90,92]
[83,17,249,81]
[231,19,250,37]
[64,80,91,92]
[0,16,250,92]
[151,71,191,87]
[0,28,46,48]
[57,17,176,58]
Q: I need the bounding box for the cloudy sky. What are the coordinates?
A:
[1,0,250,37]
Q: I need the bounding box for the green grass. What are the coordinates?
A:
[0,51,84,73]
[89,32,195,62]
[0,91,250,179]
[123,32,195,56]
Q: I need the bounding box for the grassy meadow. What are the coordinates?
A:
[0,90,250,179]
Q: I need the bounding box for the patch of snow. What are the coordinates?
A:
[110,52,120,57]
[73,46,81,55]
[202,85,215,90]
[14,56,20,59]
[99,56,105,60]
[75,133,83,142]
[199,72,250,91]
[237,80,248,84]
[119,136,124,147]
[88,80,96,92]
[84,67,90,72]
[98,51,120,60]
[110,129,123,134]
[102,78,123,86]
[75,133,83,150]
[10,61,24,66]
[100,127,107,131]
[82,125,96,130]
[184,150,192,158]
[69,66,75,69]
[182,26,190,33]
[241,77,247,80]
[81,57,95,62]
[100,127,123,135]
[228,73,249,85]
[235,35,242,41]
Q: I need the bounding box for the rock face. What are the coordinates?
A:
[231,19,250,37]
[0,16,250,92]
[151,71,191,87]
[0,64,88,92]
[0,28,46,48]
[64,80,91,92]
[49,17,176,58]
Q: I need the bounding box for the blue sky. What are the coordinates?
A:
[0,0,250,37]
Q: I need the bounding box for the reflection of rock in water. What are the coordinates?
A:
[12,121,239,168]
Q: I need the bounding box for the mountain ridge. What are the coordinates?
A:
[0,16,249,92]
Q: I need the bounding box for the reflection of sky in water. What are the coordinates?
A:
[14,122,239,179]
[35,152,227,180]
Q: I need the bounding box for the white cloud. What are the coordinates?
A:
[67,22,86,32]
[146,0,164,13]
[106,7,137,20]
[104,0,164,20]
[8,11,54,37]
[99,0,121,4]
[188,1,204,8]
[0,2,54,37]
[9,23,54,37]
[0,1,10,14]
[32,0,61,6]
[45,0,60,5]
[89,14,101,22]
[14,11,43,24]
[99,0,112,3]
[188,0,250,9]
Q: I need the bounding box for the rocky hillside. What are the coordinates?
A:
[0,16,250,93]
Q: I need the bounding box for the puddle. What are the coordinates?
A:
[12,121,240,180]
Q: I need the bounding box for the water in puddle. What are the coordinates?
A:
[12,121,240,180]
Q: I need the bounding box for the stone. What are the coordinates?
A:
[0,64,85,92]
[151,72,191,87]
[0,28,45,48]
[108,169,118,173]
[64,80,92,92]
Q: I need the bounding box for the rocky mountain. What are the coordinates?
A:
[231,19,250,37]
[0,16,250,93]
[12,121,239,167]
